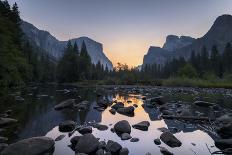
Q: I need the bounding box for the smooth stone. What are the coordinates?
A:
[98,141,106,149]
[54,99,75,110]
[78,126,92,134]
[75,134,100,154]
[59,120,76,132]
[121,133,132,140]
[119,147,129,155]
[132,121,150,131]
[96,149,104,155]
[154,138,161,145]
[1,136,54,155]
[117,106,134,116]
[70,136,81,146]
[130,138,139,142]
[160,132,182,147]
[106,140,122,153]
[114,120,131,134]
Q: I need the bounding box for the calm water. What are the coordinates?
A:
[1,84,232,155]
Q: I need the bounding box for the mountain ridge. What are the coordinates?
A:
[21,21,113,69]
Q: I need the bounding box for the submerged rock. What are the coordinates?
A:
[92,123,108,131]
[1,136,54,155]
[55,134,65,141]
[119,147,129,155]
[75,134,99,154]
[132,121,150,131]
[160,132,182,147]
[59,120,76,132]
[154,138,161,145]
[54,99,75,110]
[114,120,131,134]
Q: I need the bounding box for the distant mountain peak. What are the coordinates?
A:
[21,21,113,69]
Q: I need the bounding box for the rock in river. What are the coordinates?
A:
[106,140,122,153]
[111,102,124,110]
[92,123,108,131]
[59,120,76,132]
[160,146,173,155]
[194,101,215,107]
[117,106,134,116]
[150,96,166,105]
[160,132,182,147]
[119,147,129,155]
[54,99,75,110]
[121,133,132,140]
[1,136,55,155]
[75,134,100,154]
[114,120,131,134]
[132,121,150,131]
[78,126,92,134]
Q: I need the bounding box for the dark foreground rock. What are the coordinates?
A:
[106,140,122,153]
[117,106,134,116]
[160,132,182,147]
[59,120,76,132]
[114,120,131,134]
[132,121,150,131]
[150,96,165,105]
[1,136,54,155]
[215,139,232,149]
[54,99,76,110]
[75,134,100,154]
[92,123,108,131]
[78,126,92,134]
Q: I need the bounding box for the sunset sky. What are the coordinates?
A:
[8,0,232,67]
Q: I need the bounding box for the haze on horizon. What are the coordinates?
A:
[8,0,232,67]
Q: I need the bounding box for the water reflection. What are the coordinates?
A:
[0,85,228,154]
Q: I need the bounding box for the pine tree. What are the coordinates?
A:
[73,41,79,55]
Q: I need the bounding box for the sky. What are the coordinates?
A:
[8,0,232,67]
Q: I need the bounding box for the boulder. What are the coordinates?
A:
[217,123,232,138]
[160,132,182,147]
[121,133,132,140]
[114,120,131,134]
[75,134,100,154]
[1,136,54,155]
[132,121,150,131]
[117,106,134,116]
[98,141,106,150]
[54,99,75,110]
[78,126,92,134]
[194,101,215,107]
[70,136,81,146]
[96,149,104,155]
[119,147,129,155]
[59,120,76,132]
[215,139,232,149]
[106,140,122,153]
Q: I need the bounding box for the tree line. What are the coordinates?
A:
[142,43,232,80]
